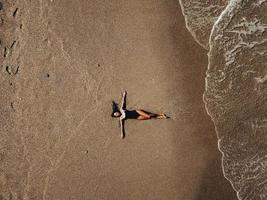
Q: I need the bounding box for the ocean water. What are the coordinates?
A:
[179,0,267,199]
[178,0,228,49]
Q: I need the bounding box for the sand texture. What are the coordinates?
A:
[0,0,242,199]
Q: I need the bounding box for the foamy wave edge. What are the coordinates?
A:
[178,0,243,199]
[205,1,245,199]
[177,0,209,50]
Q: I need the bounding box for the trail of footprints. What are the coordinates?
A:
[0,1,22,115]
[0,1,21,77]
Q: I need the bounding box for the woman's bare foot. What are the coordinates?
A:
[156,113,169,119]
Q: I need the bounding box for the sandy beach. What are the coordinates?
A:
[0,0,238,199]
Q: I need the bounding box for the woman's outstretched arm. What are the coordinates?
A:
[120,118,125,139]
[120,91,127,111]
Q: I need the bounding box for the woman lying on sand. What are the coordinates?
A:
[111,91,169,138]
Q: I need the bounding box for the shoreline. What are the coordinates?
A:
[1,1,238,199]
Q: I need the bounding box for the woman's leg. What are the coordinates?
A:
[136,110,151,120]
[136,110,168,120]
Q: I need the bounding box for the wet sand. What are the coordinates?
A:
[1,0,237,199]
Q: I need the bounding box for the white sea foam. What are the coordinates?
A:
[178,0,228,49]
[179,0,267,199]
[205,0,267,199]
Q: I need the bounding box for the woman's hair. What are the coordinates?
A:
[111,101,120,117]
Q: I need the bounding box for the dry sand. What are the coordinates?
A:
[0,0,238,199]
